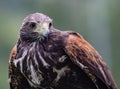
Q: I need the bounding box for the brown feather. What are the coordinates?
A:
[65,32,117,89]
[9,45,32,89]
[9,45,17,61]
[9,13,118,89]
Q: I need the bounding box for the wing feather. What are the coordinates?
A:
[64,32,117,89]
[9,45,31,89]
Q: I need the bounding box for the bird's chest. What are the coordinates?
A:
[14,41,71,88]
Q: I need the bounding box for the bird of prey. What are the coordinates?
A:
[9,13,118,89]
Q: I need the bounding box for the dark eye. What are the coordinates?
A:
[49,23,52,27]
[29,22,36,28]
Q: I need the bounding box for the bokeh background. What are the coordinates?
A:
[0,0,120,89]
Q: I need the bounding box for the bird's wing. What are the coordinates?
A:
[9,45,31,89]
[64,32,117,89]
[9,45,17,61]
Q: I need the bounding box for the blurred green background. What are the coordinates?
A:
[0,0,120,89]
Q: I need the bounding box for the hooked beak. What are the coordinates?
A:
[34,22,50,36]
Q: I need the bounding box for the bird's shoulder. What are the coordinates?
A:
[9,45,17,61]
[64,31,117,89]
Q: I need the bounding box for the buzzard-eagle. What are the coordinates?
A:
[9,13,118,89]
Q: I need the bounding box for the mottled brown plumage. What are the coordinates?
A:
[9,13,117,89]
[65,33,117,89]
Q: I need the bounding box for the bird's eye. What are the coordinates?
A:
[49,23,52,27]
[29,22,36,28]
